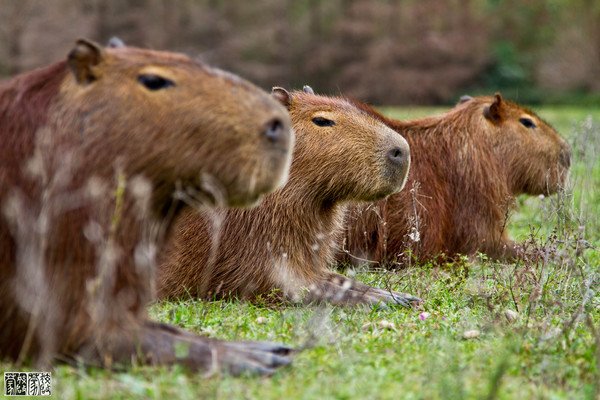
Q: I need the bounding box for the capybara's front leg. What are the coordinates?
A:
[305,273,421,307]
[82,321,293,376]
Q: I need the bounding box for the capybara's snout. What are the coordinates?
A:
[559,144,571,169]
[234,106,293,206]
[262,117,289,147]
[259,105,293,158]
[382,129,411,192]
[387,146,408,168]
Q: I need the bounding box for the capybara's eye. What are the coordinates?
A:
[138,74,175,91]
[519,117,536,129]
[312,117,336,127]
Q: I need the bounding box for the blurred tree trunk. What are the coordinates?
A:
[95,0,148,45]
[584,0,600,91]
[0,1,34,75]
[0,0,596,101]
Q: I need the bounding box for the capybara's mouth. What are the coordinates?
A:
[383,166,411,195]
[270,143,292,155]
[362,185,401,202]
[180,186,262,209]
[522,171,569,197]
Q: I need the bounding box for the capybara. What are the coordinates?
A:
[158,86,420,307]
[342,94,571,266]
[0,39,295,374]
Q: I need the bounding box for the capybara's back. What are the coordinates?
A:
[344,94,571,265]
[0,39,293,372]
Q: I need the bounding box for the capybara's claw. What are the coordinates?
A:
[388,292,422,308]
[123,322,294,376]
[230,340,295,356]
[216,340,294,376]
[228,364,276,377]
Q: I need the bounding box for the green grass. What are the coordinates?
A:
[3,106,600,399]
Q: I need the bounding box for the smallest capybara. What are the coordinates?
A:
[0,39,294,374]
[158,86,420,307]
[343,94,571,266]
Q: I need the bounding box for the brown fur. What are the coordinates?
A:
[158,87,420,307]
[0,39,295,374]
[343,94,571,265]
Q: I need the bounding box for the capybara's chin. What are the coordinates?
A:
[222,191,264,209]
[359,178,407,202]
[383,158,411,194]
[183,178,266,209]
[526,169,570,197]
[543,153,572,195]
[208,154,291,208]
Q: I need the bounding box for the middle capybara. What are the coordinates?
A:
[0,39,294,374]
[158,86,421,306]
[342,94,571,266]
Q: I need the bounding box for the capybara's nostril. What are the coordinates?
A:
[559,146,571,169]
[263,118,285,144]
[387,147,406,166]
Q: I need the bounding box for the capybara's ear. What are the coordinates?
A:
[303,85,315,95]
[271,87,291,109]
[107,36,126,48]
[458,95,472,104]
[483,92,503,123]
[67,39,105,84]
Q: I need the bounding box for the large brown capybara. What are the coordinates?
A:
[158,86,420,307]
[342,94,571,266]
[0,39,295,374]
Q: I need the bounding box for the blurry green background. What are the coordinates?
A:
[1,0,599,105]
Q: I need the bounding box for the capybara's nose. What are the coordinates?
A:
[559,146,571,169]
[263,118,286,144]
[387,147,407,166]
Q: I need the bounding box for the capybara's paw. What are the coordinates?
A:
[388,292,422,308]
[310,273,422,308]
[213,340,294,376]
[120,321,295,375]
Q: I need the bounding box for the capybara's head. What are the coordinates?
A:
[61,39,293,209]
[271,86,410,203]
[463,93,571,195]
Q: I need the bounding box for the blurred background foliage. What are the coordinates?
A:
[0,0,598,105]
